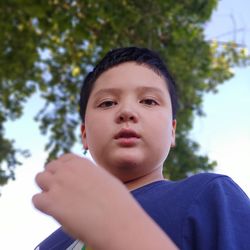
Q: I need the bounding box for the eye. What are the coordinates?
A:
[140,98,159,106]
[98,100,117,108]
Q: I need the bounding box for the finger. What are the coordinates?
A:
[58,153,78,163]
[35,171,54,191]
[32,192,53,215]
[45,159,60,173]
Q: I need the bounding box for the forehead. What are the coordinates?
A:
[91,62,169,93]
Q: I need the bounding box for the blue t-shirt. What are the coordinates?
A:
[35,173,250,249]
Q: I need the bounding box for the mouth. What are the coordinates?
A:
[114,129,141,146]
[114,129,141,140]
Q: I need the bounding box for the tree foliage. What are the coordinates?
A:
[0,0,249,185]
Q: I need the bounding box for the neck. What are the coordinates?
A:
[124,170,165,191]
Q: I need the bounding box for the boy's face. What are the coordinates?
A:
[81,62,176,183]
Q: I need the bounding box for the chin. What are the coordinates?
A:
[116,149,144,162]
[117,160,139,169]
[105,156,142,175]
[116,153,143,168]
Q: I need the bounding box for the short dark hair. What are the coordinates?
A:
[79,47,178,122]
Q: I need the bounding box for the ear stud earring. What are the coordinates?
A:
[83,147,88,155]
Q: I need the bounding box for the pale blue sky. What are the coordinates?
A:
[191,0,250,191]
[0,0,250,249]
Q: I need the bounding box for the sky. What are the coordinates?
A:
[0,0,250,249]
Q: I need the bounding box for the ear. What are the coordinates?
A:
[81,123,88,150]
[171,119,177,147]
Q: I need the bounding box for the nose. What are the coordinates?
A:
[115,108,138,124]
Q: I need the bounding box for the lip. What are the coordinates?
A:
[114,128,141,139]
[114,128,141,146]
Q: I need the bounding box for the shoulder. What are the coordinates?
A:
[181,172,229,187]
[133,172,249,205]
[181,172,250,214]
[181,173,250,249]
[132,173,250,249]
[132,173,241,204]
[185,172,249,201]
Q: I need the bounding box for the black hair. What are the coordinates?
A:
[79,47,178,122]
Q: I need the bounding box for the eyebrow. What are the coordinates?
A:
[93,86,165,98]
[136,86,165,95]
[92,88,122,98]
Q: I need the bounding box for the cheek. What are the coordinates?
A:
[150,117,173,149]
[85,118,110,152]
[154,125,173,163]
[87,126,103,146]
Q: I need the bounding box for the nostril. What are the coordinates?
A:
[117,111,137,123]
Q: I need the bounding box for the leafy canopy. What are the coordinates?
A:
[0,0,249,185]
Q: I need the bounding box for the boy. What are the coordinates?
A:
[33,47,250,250]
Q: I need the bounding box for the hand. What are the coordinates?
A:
[32,153,122,243]
[33,153,178,250]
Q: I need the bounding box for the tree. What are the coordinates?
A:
[0,0,249,186]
